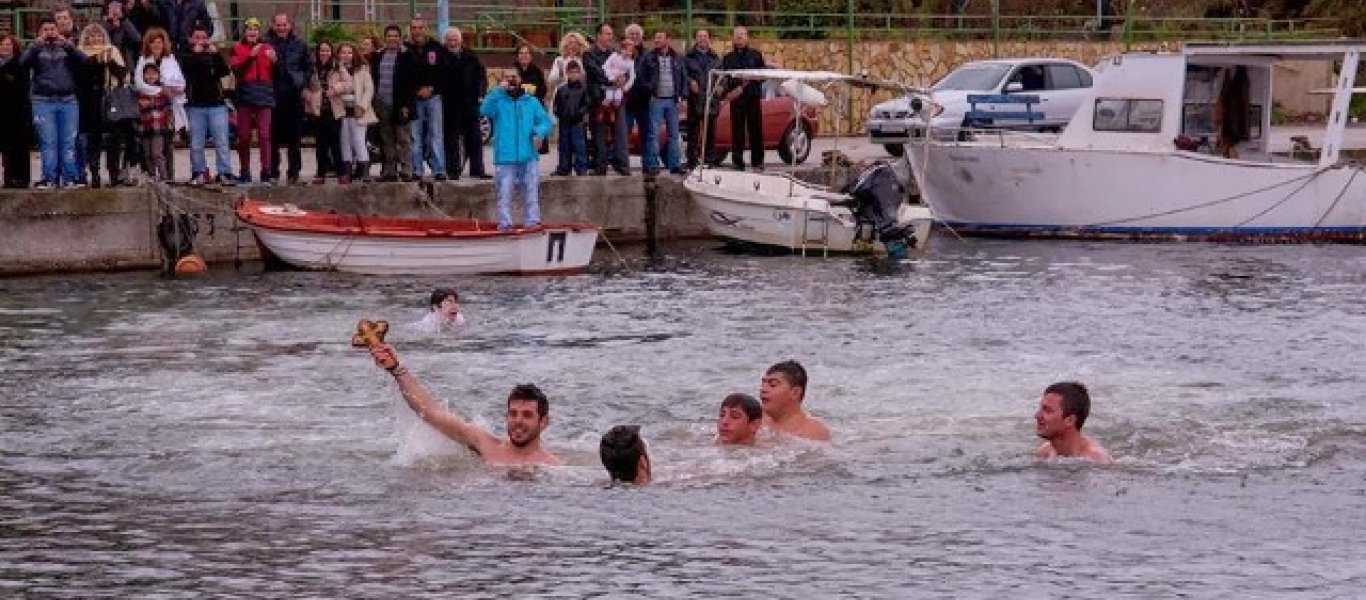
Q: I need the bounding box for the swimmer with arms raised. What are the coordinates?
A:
[759,360,831,442]
[1034,381,1112,464]
[371,344,562,466]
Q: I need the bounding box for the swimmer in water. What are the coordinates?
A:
[410,288,467,334]
[600,425,650,484]
[370,344,561,466]
[1034,381,1113,464]
[716,393,762,445]
[759,360,831,442]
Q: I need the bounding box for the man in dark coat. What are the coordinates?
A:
[437,27,487,179]
[720,26,766,171]
[370,24,417,181]
[684,28,721,169]
[265,12,312,185]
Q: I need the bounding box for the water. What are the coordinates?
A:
[3,239,1366,598]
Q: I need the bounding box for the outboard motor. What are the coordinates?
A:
[840,161,917,260]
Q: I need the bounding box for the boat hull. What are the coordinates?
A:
[683,167,934,254]
[908,143,1366,241]
[237,201,599,275]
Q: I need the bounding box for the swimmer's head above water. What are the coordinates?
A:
[506,384,550,448]
[1035,381,1090,439]
[429,288,461,319]
[717,393,762,445]
[760,360,807,419]
[600,425,650,485]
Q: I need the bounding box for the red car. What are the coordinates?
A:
[628,81,820,164]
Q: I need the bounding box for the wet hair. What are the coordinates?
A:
[428,287,459,308]
[1045,381,1091,430]
[766,360,808,397]
[599,425,645,483]
[721,393,762,421]
[508,383,549,418]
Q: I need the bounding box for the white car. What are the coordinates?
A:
[867,58,1095,155]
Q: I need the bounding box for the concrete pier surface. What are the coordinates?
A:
[2,128,1362,276]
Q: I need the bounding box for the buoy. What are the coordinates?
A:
[174,254,208,276]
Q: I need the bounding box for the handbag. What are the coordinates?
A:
[103,85,140,124]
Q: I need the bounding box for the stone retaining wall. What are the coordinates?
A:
[0,177,705,276]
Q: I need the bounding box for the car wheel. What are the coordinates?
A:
[884,143,904,157]
[480,116,492,146]
[777,120,812,165]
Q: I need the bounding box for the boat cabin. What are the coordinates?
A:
[1055,42,1363,168]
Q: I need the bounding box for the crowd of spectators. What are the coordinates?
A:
[0,4,768,192]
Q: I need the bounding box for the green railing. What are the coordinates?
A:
[2,2,1339,54]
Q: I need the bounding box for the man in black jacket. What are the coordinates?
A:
[266,13,311,185]
[406,16,447,181]
[437,27,487,180]
[582,23,623,176]
[720,26,765,171]
[637,30,688,175]
[684,28,721,169]
[622,23,651,172]
[370,25,416,182]
[179,23,234,186]
[550,61,594,176]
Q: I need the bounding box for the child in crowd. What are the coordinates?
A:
[551,61,593,176]
[137,62,171,180]
[600,39,635,113]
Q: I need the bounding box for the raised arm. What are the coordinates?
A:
[370,344,499,455]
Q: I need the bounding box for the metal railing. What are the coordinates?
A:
[0,2,1340,54]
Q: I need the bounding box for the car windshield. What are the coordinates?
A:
[933,64,1011,91]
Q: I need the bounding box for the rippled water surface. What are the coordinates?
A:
[3,239,1366,598]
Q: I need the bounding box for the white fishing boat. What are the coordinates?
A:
[685,69,935,257]
[236,199,599,275]
[905,42,1366,241]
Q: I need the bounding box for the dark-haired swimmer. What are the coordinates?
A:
[716,393,762,445]
[759,360,831,442]
[371,344,561,466]
[600,425,650,484]
[1035,381,1112,464]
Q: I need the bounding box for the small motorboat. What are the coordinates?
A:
[235,199,600,275]
[685,69,935,258]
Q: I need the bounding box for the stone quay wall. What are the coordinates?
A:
[0,177,706,276]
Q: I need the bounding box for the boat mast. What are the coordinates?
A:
[1319,48,1361,169]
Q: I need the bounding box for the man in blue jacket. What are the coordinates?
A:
[637,30,688,175]
[480,69,553,231]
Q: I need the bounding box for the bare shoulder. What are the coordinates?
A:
[1035,442,1057,458]
[1083,437,1114,465]
[801,415,832,442]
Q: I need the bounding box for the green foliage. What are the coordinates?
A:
[308,23,357,46]
[773,0,841,39]
[1271,100,1285,125]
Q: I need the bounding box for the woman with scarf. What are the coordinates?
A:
[0,33,32,188]
[77,24,131,188]
[304,41,340,184]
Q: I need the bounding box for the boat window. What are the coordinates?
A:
[1093,98,1164,132]
[1046,64,1084,89]
[933,63,1012,91]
